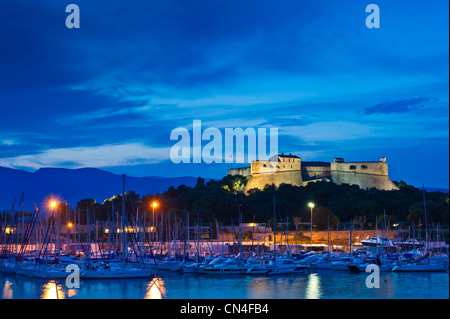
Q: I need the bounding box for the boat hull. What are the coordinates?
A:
[391,264,448,272]
[81,269,155,279]
[197,268,247,275]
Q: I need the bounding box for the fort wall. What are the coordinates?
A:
[301,165,331,180]
[331,161,389,176]
[227,155,399,193]
[331,172,399,191]
[251,156,301,175]
[244,170,303,194]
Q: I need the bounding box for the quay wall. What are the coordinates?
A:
[218,230,405,244]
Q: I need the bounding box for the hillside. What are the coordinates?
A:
[0,166,199,211]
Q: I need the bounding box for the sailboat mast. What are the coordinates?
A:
[273,193,276,262]
[376,216,378,255]
[239,204,242,256]
[349,219,353,253]
[122,174,126,261]
[422,185,428,250]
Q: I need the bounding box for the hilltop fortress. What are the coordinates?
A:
[228,154,399,194]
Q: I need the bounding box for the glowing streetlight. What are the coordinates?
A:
[308,202,315,248]
[151,202,158,241]
[48,199,60,263]
[151,202,158,222]
[68,222,73,228]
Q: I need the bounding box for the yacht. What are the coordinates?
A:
[391,252,449,272]
[197,257,247,275]
[330,256,354,271]
[246,258,269,275]
[264,257,308,275]
[16,265,70,279]
[80,262,155,279]
[168,260,183,272]
[348,256,394,272]
[181,262,205,273]
[391,262,448,272]
[360,235,394,247]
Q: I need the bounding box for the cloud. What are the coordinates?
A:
[362,97,439,115]
[0,143,171,170]
[281,122,374,144]
[0,139,20,146]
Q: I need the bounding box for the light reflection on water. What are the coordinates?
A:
[0,271,448,299]
[2,280,13,299]
[41,281,65,299]
[144,278,166,299]
[305,273,321,299]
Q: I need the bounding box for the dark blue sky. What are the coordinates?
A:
[0,0,448,188]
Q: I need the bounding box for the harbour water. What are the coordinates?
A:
[1,270,448,299]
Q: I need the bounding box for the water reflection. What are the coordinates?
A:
[305,273,321,299]
[1,271,447,299]
[41,281,65,299]
[67,289,78,298]
[2,281,13,299]
[144,278,166,299]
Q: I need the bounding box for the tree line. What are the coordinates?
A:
[68,176,448,230]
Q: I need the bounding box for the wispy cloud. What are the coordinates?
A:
[0,139,21,146]
[362,97,439,115]
[281,122,374,144]
[0,143,171,170]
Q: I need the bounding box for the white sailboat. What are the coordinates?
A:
[391,252,449,272]
[197,257,247,275]
[265,257,308,275]
[80,262,154,279]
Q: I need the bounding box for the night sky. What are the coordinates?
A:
[0,0,448,188]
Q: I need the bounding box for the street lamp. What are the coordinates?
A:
[151,202,158,242]
[67,222,73,254]
[49,200,60,262]
[308,202,315,248]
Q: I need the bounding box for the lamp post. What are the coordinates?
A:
[68,222,73,254]
[49,201,59,263]
[308,202,315,249]
[151,202,158,242]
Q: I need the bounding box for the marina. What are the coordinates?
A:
[1,177,448,299]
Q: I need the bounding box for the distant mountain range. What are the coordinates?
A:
[0,166,200,211]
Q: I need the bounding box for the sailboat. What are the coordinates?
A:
[197,256,247,275]
[391,251,448,272]
[80,175,154,279]
[392,187,449,273]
